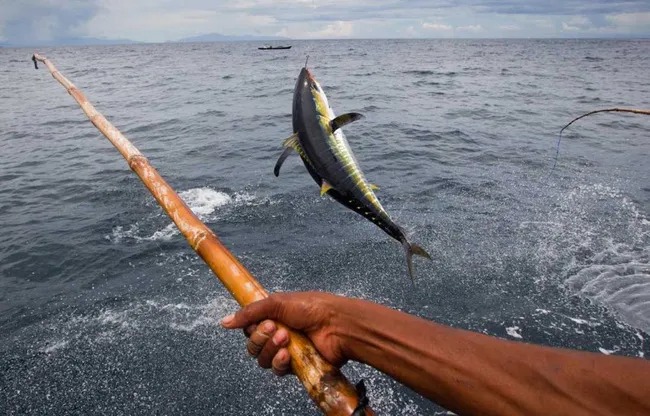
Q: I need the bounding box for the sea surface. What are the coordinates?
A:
[1,39,649,414]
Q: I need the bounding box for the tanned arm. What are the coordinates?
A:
[221,292,650,416]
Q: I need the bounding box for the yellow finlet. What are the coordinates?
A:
[370,184,380,191]
[320,181,333,196]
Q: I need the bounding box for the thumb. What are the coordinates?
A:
[221,296,283,329]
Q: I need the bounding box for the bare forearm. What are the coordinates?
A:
[335,298,650,416]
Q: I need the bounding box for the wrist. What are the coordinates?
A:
[327,296,374,364]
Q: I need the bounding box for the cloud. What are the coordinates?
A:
[276,20,354,39]
[422,22,452,31]
[606,11,650,29]
[469,0,650,16]
[561,16,592,32]
[313,20,354,37]
[404,25,417,36]
[457,24,483,32]
[1,0,649,43]
[76,2,280,42]
[499,25,520,31]
[0,0,101,43]
[531,19,555,29]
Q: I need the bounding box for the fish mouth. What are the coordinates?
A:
[302,67,318,88]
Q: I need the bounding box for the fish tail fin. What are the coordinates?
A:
[401,239,432,282]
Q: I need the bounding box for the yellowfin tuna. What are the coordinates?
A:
[274,66,431,280]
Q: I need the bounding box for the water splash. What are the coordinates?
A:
[106,188,259,243]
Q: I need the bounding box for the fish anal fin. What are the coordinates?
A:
[320,180,333,196]
[330,112,364,133]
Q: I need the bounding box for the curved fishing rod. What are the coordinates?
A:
[551,108,650,174]
[31,53,374,416]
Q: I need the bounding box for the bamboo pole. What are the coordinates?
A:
[560,108,650,135]
[551,108,650,173]
[32,53,373,416]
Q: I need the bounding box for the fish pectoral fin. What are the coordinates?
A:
[370,184,380,191]
[282,133,299,149]
[329,112,364,133]
[320,180,333,196]
[274,133,302,177]
[274,147,294,177]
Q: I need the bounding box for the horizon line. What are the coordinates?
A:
[3,36,649,48]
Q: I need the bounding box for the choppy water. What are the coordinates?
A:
[1,39,649,414]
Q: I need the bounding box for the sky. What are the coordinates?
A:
[1,0,650,44]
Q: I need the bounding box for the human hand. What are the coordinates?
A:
[221,291,352,376]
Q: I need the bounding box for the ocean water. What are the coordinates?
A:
[1,39,649,414]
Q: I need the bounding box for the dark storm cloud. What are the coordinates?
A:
[0,0,101,42]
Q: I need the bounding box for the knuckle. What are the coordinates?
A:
[247,340,262,357]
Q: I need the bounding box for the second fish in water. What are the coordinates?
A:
[274,66,431,281]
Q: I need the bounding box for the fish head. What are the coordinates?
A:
[297,67,317,91]
[293,67,331,132]
[295,67,322,104]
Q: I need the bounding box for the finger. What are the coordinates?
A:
[243,324,257,338]
[221,295,285,329]
[247,320,275,358]
[257,327,289,369]
[272,348,292,377]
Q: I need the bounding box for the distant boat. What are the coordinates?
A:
[258,45,292,50]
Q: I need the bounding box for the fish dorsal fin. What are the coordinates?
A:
[274,133,299,177]
[330,113,364,133]
[370,184,380,191]
[320,180,333,196]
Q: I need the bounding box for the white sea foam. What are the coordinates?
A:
[598,347,619,355]
[40,296,239,349]
[506,326,523,339]
[178,187,233,217]
[107,187,259,243]
[521,182,650,334]
[565,246,650,333]
[567,317,592,326]
[41,340,69,354]
[551,184,650,334]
